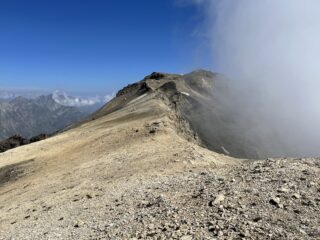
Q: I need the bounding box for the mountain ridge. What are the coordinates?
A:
[0,70,319,239]
[74,69,260,159]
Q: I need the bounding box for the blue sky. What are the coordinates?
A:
[0,0,211,94]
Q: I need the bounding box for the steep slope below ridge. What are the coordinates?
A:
[0,70,319,239]
[80,69,266,159]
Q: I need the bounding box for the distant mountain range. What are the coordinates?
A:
[0,90,46,100]
[51,90,114,107]
[0,90,113,106]
[0,91,113,140]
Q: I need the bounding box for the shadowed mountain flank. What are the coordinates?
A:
[76,70,265,159]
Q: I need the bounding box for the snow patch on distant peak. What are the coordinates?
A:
[52,90,114,107]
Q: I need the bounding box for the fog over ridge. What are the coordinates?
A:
[191,0,320,157]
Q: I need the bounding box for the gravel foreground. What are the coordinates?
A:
[3,158,318,240]
[90,158,320,240]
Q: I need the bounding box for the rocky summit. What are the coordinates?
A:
[0,70,319,240]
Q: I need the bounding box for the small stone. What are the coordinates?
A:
[299,229,307,235]
[278,187,290,193]
[253,216,263,222]
[74,221,83,228]
[149,129,156,134]
[181,235,192,240]
[269,197,282,208]
[208,226,215,232]
[239,230,250,237]
[213,194,225,204]
[293,193,301,199]
[86,194,93,199]
[217,231,224,236]
[293,209,301,214]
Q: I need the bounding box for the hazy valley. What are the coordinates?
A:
[0,91,106,141]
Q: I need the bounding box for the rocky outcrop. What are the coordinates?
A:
[0,134,49,153]
[0,135,29,153]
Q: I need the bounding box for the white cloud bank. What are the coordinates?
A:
[52,90,114,107]
[193,0,320,157]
